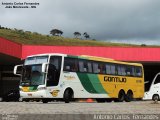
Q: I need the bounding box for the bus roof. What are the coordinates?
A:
[26,53,142,67]
[79,55,142,66]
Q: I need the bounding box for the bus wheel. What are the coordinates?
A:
[64,89,73,103]
[125,90,133,102]
[152,94,159,101]
[42,99,48,103]
[115,90,125,102]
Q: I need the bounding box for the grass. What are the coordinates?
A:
[0,28,148,47]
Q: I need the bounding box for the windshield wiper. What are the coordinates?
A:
[21,81,30,86]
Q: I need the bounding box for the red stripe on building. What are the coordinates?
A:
[1,37,160,62]
[0,37,22,58]
[22,45,160,62]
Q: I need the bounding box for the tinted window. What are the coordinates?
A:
[87,61,93,73]
[63,58,78,72]
[126,66,135,76]
[50,56,61,70]
[47,56,62,86]
[78,60,93,73]
[93,62,99,73]
[79,60,86,72]
[99,63,106,74]
[106,64,116,75]
[135,67,142,77]
[154,75,160,84]
[117,65,126,76]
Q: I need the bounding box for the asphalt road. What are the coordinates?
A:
[0,101,160,120]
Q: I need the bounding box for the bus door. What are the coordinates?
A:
[47,56,62,86]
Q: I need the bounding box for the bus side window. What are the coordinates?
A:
[87,61,93,73]
[93,62,99,73]
[126,66,135,76]
[121,65,126,76]
[78,60,91,73]
[63,58,78,72]
[117,65,122,75]
[110,64,116,75]
[79,60,85,72]
[126,67,131,76]
[106,64,111,74]
[99,63,106,74]
[135,67,142,77]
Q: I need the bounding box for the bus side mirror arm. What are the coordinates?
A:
[145,81,149,84]
[14,65,23,76]
[42,63,48,73]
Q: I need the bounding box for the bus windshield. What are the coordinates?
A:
[21,64,45,86]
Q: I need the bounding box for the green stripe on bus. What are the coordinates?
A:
[77,73,98,93]
[67,55,79,59]
[29,86,37,91]
[87,74,107,94]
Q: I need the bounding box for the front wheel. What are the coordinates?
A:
[152,94,159,101]
[63,89,73,103]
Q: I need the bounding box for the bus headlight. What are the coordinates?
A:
[38,87,46,91]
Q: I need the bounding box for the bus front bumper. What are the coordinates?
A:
[20,90,47,98]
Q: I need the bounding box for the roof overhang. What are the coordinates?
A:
[1,37,160,63]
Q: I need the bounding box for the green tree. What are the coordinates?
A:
[83,32,90,39]
[74,32,81,38]
[50,29,63,36]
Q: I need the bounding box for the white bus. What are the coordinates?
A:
[14,53,144,103]
[143,72,160,101]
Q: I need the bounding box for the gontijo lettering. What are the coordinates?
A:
[104,76,127,83]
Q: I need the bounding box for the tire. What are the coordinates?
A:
[63,89,73,103]
[96,99,106,103]
[152,94,159,101]
[114,90,125,102]
[125,90,133,102]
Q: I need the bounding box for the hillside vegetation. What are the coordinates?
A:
[0,28,141,46]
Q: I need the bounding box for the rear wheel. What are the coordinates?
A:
[152,94,159,101]
[125,90,133,102]
[63,89,73,103]
[114,90,125,102]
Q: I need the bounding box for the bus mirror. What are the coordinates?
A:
[14,65,23,76]
[145,81,149,84]
[42,63,48,73]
